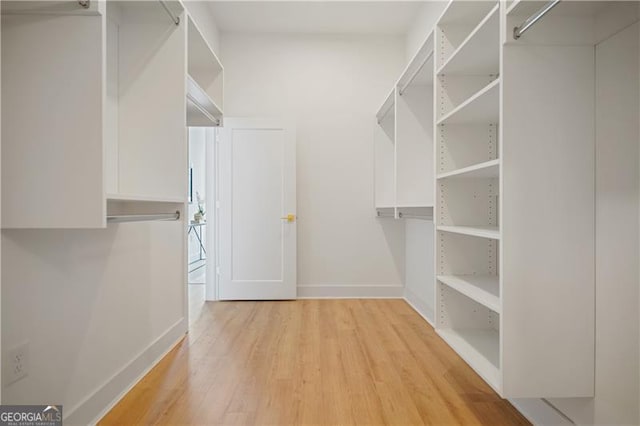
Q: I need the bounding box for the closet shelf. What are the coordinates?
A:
[437,225,500,240]
[438,275,500,313]
[397,39,434,92]
[437,159,500,180]
[437,328,501,391]
[437,78,500,125]
[437,4,500,76]
[376,89,395,123]
[187,75,223,126]
[439,0,499,26]
[107,194,185,203]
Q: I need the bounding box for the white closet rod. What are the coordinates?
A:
[159,0,180,26]
[376,211,394,218]
[398,50,434,96]
[513,0,561,39]
[107,211,181,224]
[398,212,433,220]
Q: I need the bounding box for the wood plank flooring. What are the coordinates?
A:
[99,300,529,425]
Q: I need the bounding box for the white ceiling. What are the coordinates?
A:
[207,1,428,35]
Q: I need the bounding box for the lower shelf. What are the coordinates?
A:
[437,328,501,392]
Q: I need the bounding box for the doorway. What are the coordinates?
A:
[187,127,217,323]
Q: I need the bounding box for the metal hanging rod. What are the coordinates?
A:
[376,211,394,218]
[398,50,434,96]
[159,0,180,26]
[187,95,221,127]
[513,0,561,40]
[398,212,433,221]
[107,211,180,224]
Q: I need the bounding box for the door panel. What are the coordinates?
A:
[219,119,296,300]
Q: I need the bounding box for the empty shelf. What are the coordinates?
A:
[437,225,500,240]
[437,4,500,75]
[438,79,500,125]
[437,159,500,180]
[437,328,501,391]
[438,275,500,313]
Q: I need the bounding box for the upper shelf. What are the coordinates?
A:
[376,89,395,123]
[187,76,223,127]
[437,4,499,76]
[437,78,500,125]
[397,33,434,93]
[188,15,224,112]
[439,0,499,25]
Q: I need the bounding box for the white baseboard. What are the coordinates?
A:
[64,318,188,426]
[509,399,574,425]
[297,284,404,299]
[403,288,435,327]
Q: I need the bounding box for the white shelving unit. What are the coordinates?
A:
[1,0,204,228]
[187,15,224,127]
[431,0,599,399]
[374,33,435,220]
[374,90,396,216]
[435,0,503,396]
[106,1,187,205]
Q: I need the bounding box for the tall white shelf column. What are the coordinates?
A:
[432,0,597,398]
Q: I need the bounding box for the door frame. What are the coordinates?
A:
[216,118,297,300]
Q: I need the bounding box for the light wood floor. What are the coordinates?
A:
[99,300,529,425]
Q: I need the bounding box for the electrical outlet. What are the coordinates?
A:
[4,342,29,385]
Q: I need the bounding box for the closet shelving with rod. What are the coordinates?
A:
[374,33,435,221]
[374,90,396,217]
[431,0,606,399]
[187,15,224,127]
[1,0,226,228]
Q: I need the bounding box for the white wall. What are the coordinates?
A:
[405,1,447,60]
[1,223,186,425]
[221,33,406,296]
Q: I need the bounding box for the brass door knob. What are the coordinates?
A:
[280,214,296,222]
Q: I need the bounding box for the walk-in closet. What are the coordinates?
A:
[1,1,638,424]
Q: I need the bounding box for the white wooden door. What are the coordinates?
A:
[218,119,296,300]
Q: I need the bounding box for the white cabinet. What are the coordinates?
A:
[1,1,222,228]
